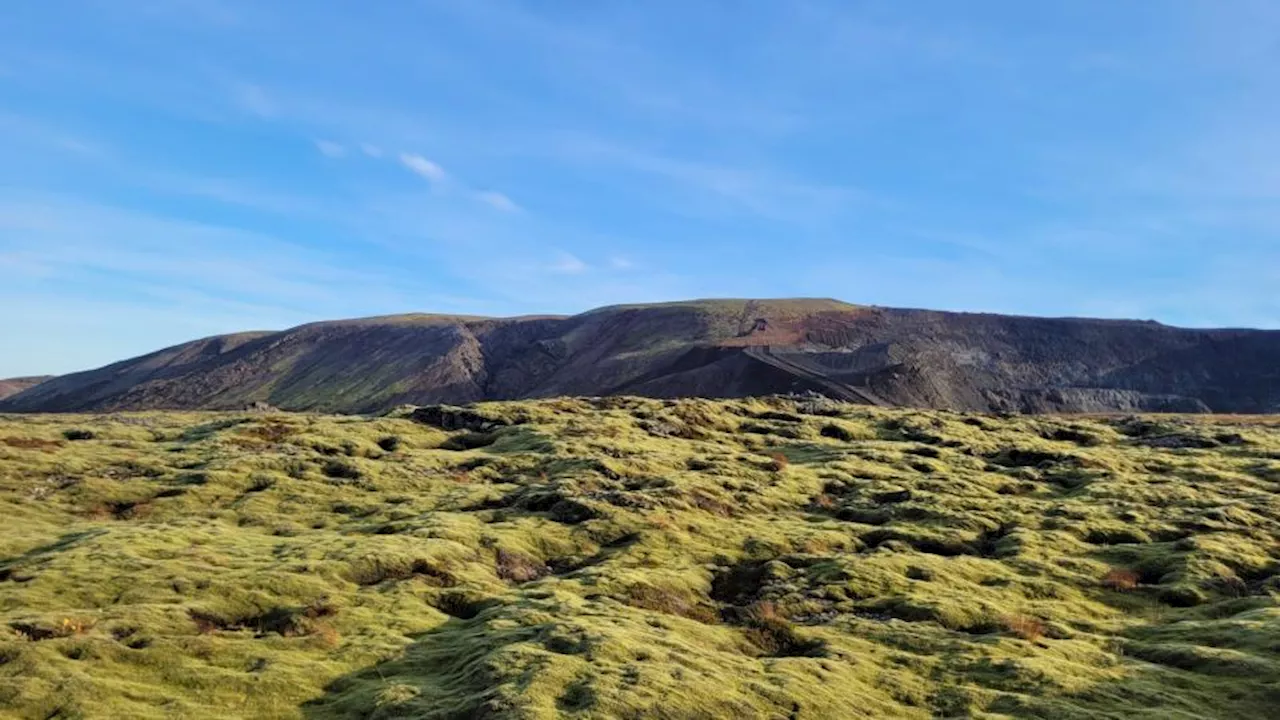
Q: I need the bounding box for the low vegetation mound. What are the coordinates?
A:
[0,399,1278,718]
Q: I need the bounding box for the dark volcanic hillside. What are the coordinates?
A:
[4,299,1280,414]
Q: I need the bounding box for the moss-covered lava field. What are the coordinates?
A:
[1,397,1278,718]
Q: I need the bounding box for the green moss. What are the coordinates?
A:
[0,401,1276,718]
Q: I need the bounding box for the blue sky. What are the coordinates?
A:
[2,1,1278,376]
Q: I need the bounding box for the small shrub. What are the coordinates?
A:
[558,678,598,712]
[686,457,714,471]
[1101,568,1140,591]
[62,429,95,441]
[548,498,601,524]
[906,566,935,581]
[247,474,276,493]
[440,431,498,451]
[282,460,309,479]
[820,423,856,441]
[177,472,209,485]
[767,453,789,472]
[376,435,402,452]
[322,459,361,480]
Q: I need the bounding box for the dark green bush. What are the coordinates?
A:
[322,459,362,480]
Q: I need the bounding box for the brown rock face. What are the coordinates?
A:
[3,299,1278,414]
[0,376,53,401]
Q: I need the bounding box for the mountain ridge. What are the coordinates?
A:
[4,298,1279,414]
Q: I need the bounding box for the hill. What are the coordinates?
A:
[0,376,52,401]
[4,299,1280,414]
[0,398,1277,717]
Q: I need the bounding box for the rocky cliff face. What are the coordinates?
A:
[4,299,1278,414]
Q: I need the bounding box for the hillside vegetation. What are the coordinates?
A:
[0,398,1278,718]
[5,298,1280,415]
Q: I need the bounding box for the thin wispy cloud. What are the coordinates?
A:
[314,139,346,158]
[398,153,447,183]
[0,111,108,158]
[476,190,519,212]
[551,135,866,226]
[231,82,276,118]
[0,196,391,306]
[549,252,588,275]
[359,143,384,158]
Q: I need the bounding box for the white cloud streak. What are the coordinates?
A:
[399,153,447,183]
[232,82,276,118]
[315,139,346,158]
[549,252,588,275]
[476,190,519,212]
